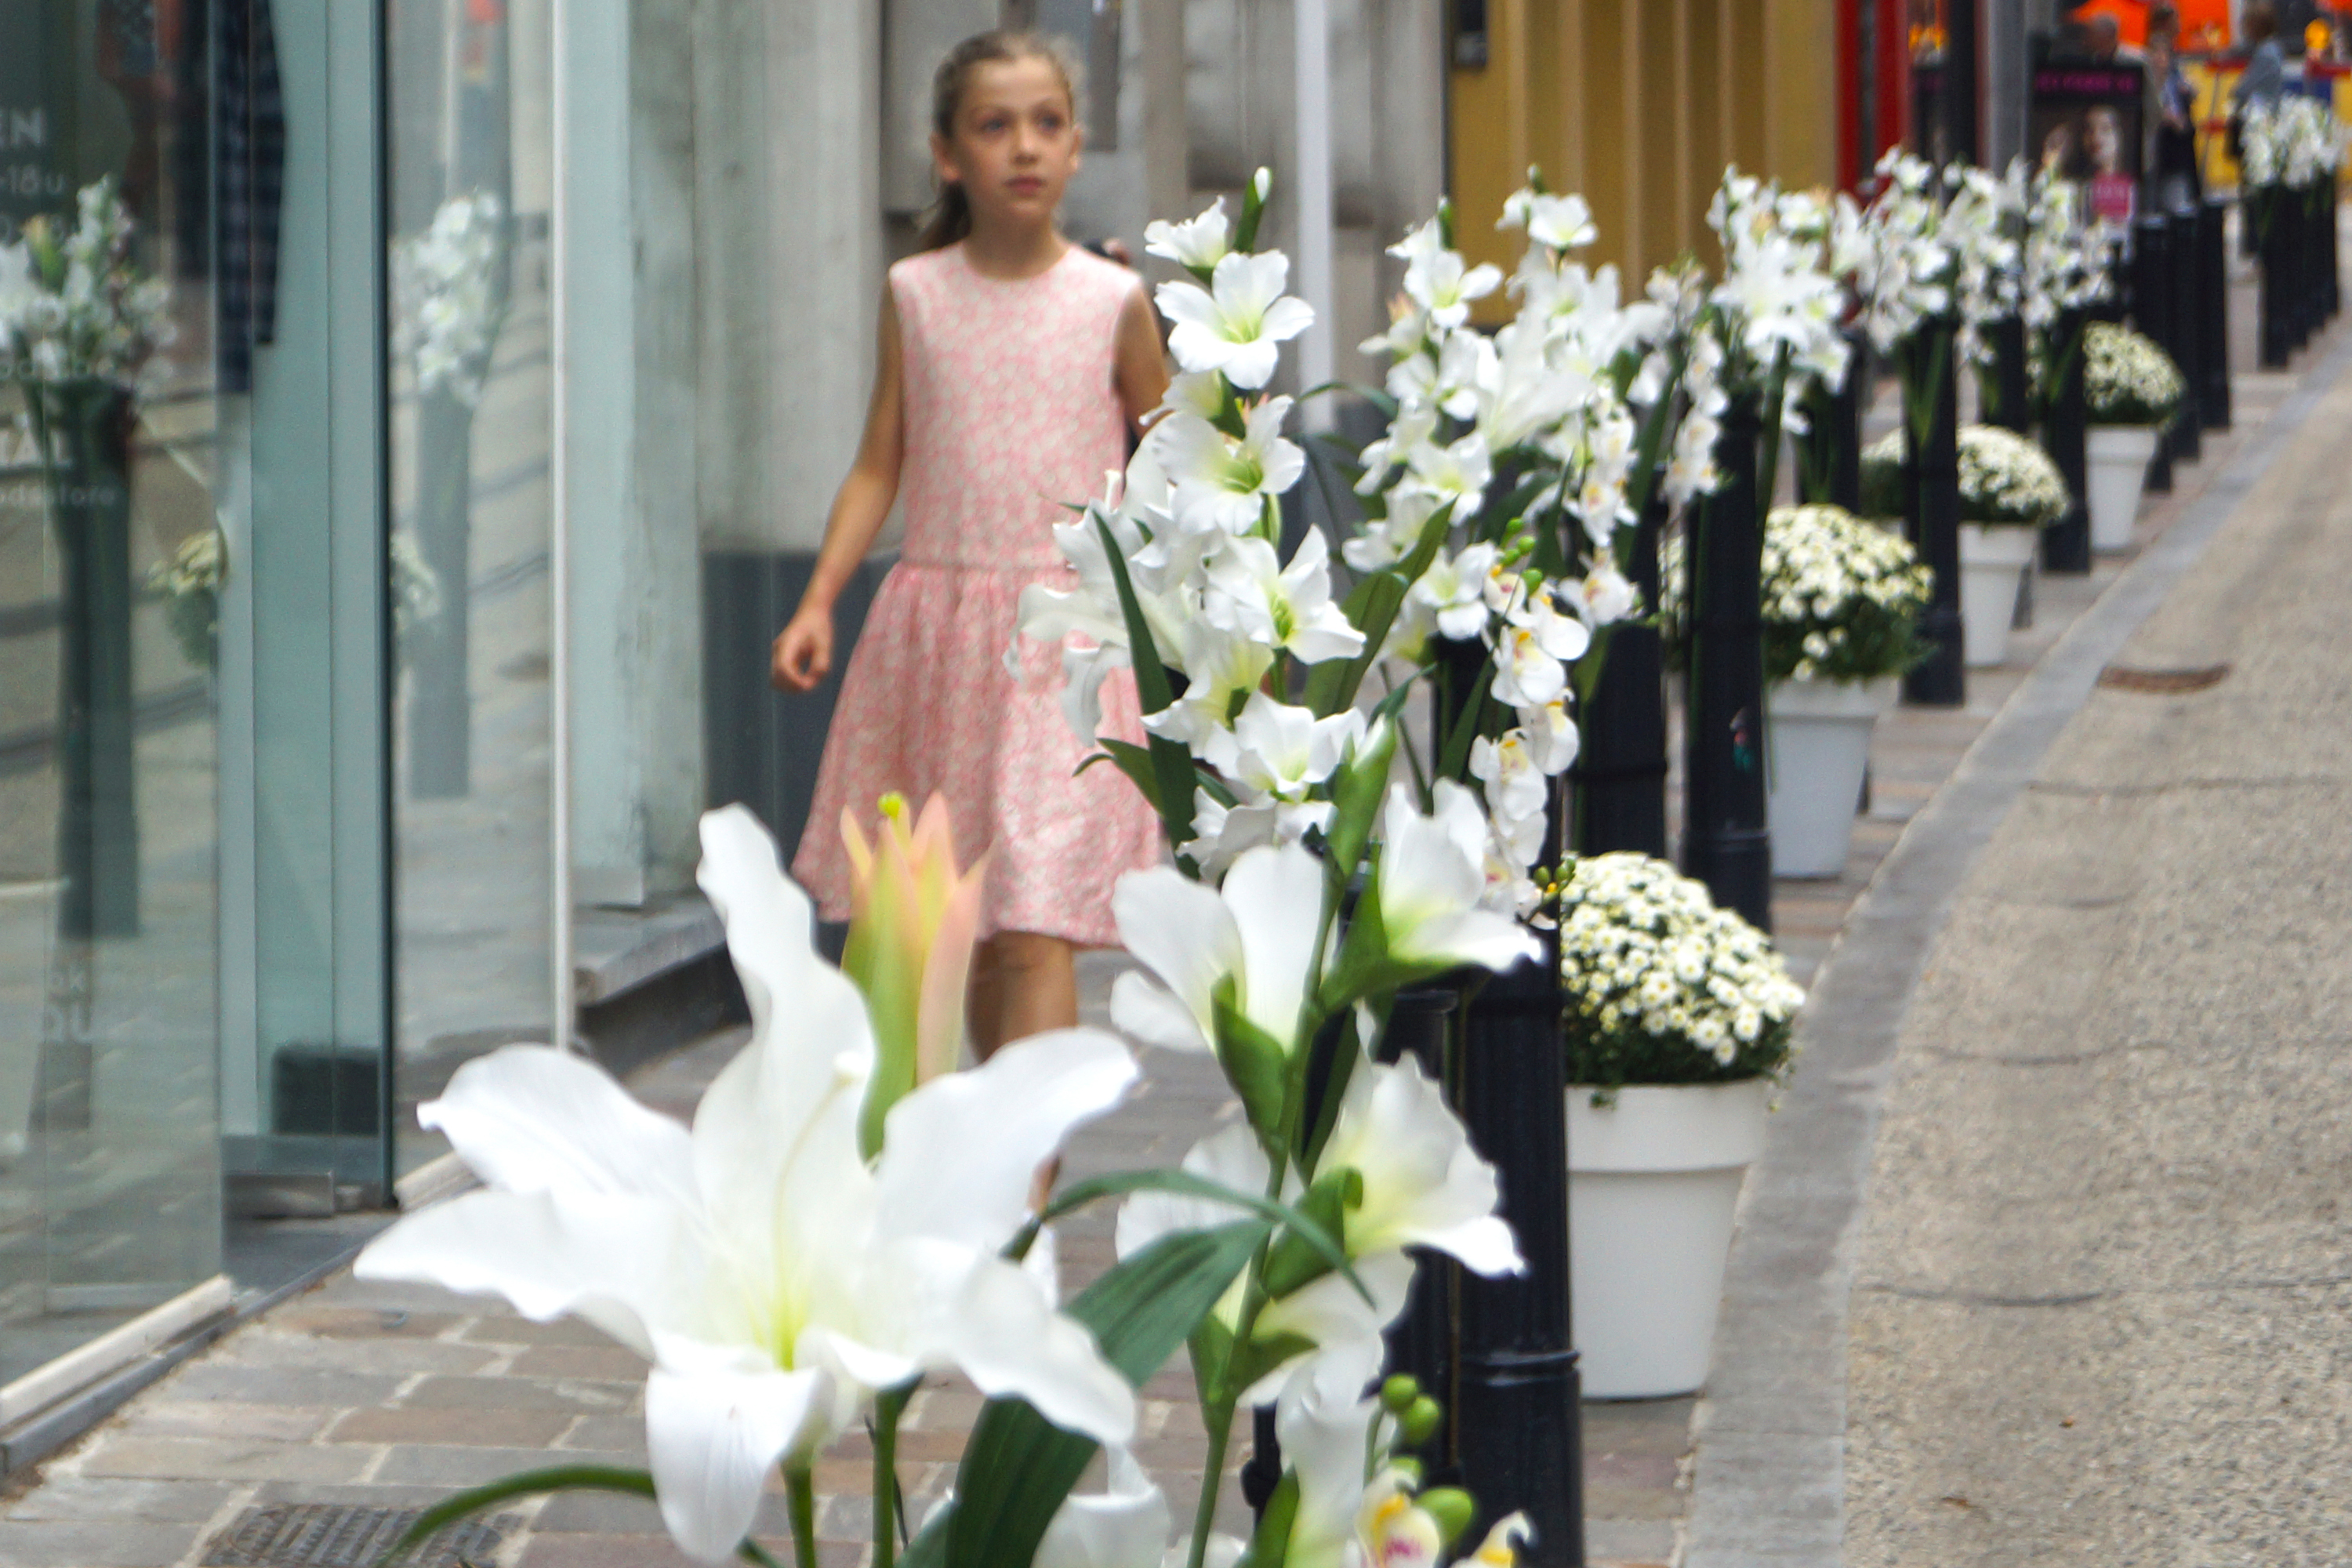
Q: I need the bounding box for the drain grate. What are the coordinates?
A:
[201,1504,516,1568]
[2096,662,2231,694]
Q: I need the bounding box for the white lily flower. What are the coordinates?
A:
[1375,783,1540,974]
[1320,1053,1524,1276]
[1153,398,1305,537]
[1143,198,1231,272]
[1202,528,1366,664]
[1109,843,1326,1057]
[356,808,1138,1564]
[1409,544,1498,641]
[1157,251,1316,390]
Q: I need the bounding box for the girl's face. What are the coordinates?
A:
[932,56,1082,231]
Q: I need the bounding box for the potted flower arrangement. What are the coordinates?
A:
[2082,322,2185,553]
[1557,852,1805,1398]
[1664,504,1931,877]
[1864,422,2065,667]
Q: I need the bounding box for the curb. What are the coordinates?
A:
[1679,322,2352,1568]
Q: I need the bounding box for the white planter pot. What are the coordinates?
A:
[1958,524,2037,669]
[1765,677,1898,878]
[1568,1077,1772,1399]
[2086,424,2159,554]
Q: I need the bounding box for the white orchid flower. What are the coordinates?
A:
[1143,198,1231,273]
[1471,731,1548,831]
[1490,597,1588,710]
[1036,1448,1174,1568]
[1202,528,1366,664]
[1519,696,1581,776]
[1374,783,1540,975]
[1319,1053,1524,1276]
[357,808,1138,1564]
[1154,398,1305,537]
[1157,251,1316,390]
[1409,544,1498,641]
[1109,843,1326,1058]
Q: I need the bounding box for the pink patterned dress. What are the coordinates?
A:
[793,242,1166,946]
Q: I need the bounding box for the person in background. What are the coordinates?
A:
[2147,3,2204,205]
[2237,2,2288,114]
[771,30,1169,1064]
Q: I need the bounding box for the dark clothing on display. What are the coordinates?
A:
[214,0,285,393]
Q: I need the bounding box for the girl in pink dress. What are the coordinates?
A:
[772,31,1168,1058]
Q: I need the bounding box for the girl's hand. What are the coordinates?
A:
[771,607,833,693]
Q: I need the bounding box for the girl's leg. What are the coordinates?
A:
[968,931,1078,1061]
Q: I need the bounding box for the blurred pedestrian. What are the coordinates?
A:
[771,29,1169,1062]
[2147,4,2204,206]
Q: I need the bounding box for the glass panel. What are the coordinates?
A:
[0,0,223,1381]
[387,0,554,1174]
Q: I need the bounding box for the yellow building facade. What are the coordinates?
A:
[1448,0,1842,292]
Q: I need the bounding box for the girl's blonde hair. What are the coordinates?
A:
[919,29,1083,252]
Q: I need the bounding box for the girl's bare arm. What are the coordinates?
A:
[1112,281,1171,434]
[773,295,907,692]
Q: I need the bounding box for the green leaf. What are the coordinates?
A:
[1320,717,1398,887]
[373,1465,792,1567]
[1258,1167,1361,1298]
[942,1224,1271,1568]
[1210,980,1294,1142]
[1086,739,1162,811]
[1021,1167,1370,1307]
[1094,514,1199,858]
[1305,501,1454,717]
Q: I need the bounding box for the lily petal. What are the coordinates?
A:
[941,1254,1137,1444]
[420,1046,698,1211]
[645,1359,826,1563]
[876,1029,1138,1250]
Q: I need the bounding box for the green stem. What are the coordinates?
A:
[872,1385,911,1568]
[1184,1399,1239,1568]
[786,1467,818,1568]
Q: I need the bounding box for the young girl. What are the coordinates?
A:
[773,30,1169,1059]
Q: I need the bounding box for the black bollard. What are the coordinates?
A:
[1454,930,1584,1568]
[2132,215,2174,494]
[2285,185,2310,353]
[1902,325,1966,704]
[2257,186,2288,368]
[2167,205,2202,466]
[1682,393,1771,931]
[2042,307,2092,574]
[1987,315,2030,434]
[2198,197,2233,430]
[2328,184,2341,319]
[1573,481,1669,859]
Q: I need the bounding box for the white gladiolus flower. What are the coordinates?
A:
[356,808,1137,1565]
[1109,844,1327,1057]
[1202,528,1367,664]
[1393,220,1503,332]
[1218,691,1365,809]
[1143,198,1231,272]
[1153,397,1306,537]
[1500,188,1599,253]
[1374,783,1541,973]
[1157,251,1316,390]
[1409,543,1499,641]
